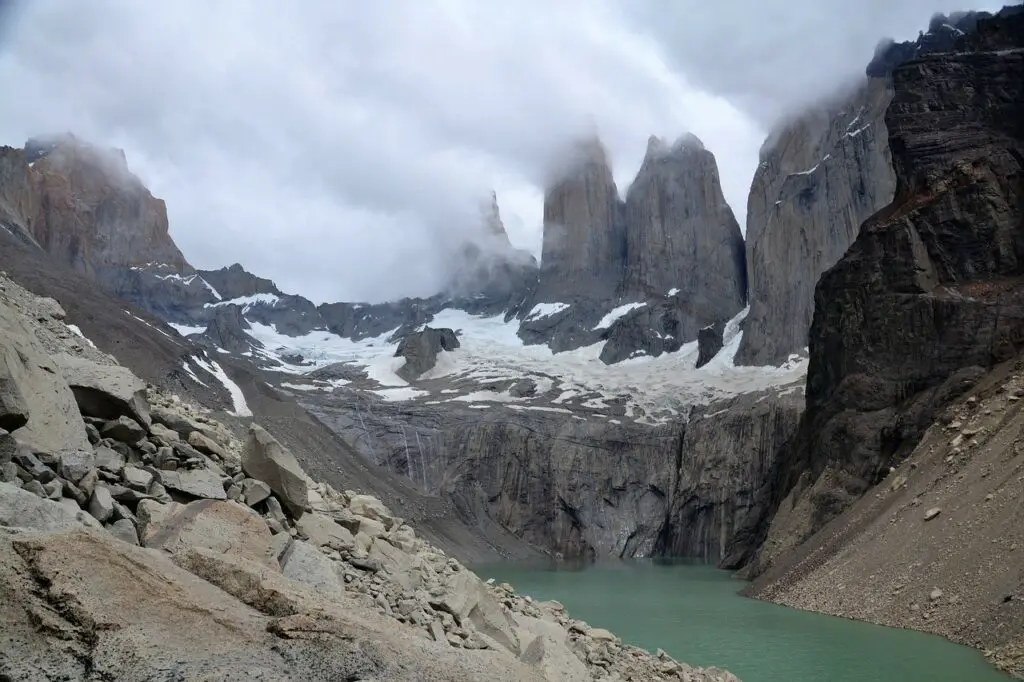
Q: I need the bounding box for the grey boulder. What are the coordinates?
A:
[53,353,151,427]
[241,425,307,519]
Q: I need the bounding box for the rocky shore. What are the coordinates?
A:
[0,272,739,680]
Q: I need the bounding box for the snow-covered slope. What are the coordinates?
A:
[244,306,806,425]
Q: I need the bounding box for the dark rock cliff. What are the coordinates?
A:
[749,8,1024,577]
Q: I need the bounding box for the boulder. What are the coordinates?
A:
[394,327,460,381]
[0,300,89,453]
[93,445,126,474]
[0,481,100,532]
[0,350,29,431]
[0,429,16,465]
[279,539,345,595]
[294,512,355,552]
[87,486,115,523]
[58,449,95,484]
[241,425,307,519]
[52,353,151,427]
[242,477,271,506]
[159,468,227,501]
[101,416,147,444]
[150,405,205,440]
[188,429,227,460]
[430,569,520,654]
[108,518,140,545]
[349,494,394,527]
[139,498,278,566]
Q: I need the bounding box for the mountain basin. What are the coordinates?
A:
[474,558,1011,682]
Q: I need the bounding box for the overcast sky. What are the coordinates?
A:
[0,0,1004,303]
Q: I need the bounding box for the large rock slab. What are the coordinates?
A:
[53,353,151,427]
[139,498,278,566]
[159,467,227,500]
[279,539,345,595]
[0,350,29,431]
[241,424,307,519]
[0,527,545,681]
[0,299,89,453]
[0,481,99,532]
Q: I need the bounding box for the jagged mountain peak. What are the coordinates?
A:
[479,190,508,240]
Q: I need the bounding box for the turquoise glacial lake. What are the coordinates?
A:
[476,559,1010,682]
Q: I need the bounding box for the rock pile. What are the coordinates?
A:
[0,273,740,681]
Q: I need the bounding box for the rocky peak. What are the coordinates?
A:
[865,6,1022,77]
[479,190,509,241]
[197,263,281,301]
[12,134,190,278]
[534,136,625,304]
[622,132,746,315]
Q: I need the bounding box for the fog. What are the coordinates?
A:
[0,0,1005,302]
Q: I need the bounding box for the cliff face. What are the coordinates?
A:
[735,9,1019,369]
[534,138,625,306]
[750,8,1024,577]
[736,78,897,366]
[1,135,189,278]
[623,134,746,313]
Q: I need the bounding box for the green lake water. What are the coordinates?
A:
[476,558,1010,682]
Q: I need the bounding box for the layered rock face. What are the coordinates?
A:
[658,391,803,568]
[623,134,746,308]
[750,9,1024,577]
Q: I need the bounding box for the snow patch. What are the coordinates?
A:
[792,153,832,176]
[181,361,209,387]
[525,302,569,321]
[373,386,429,402]
[168,322,207,336]
[66,324,97,349]
[191,355,253,417]
[594,302,646,330]
[199,277,223,301]
[205,293,280,310]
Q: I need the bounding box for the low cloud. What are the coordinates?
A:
[0,0,1003,302]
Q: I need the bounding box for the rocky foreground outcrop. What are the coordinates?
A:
[748,6,1024,598]
[0,274,739,680]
